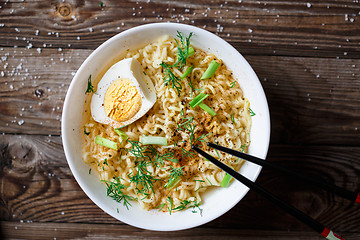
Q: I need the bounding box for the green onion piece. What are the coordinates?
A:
[220,173,232,188]
[188,47,195,56]
[198,102,217,116]
[165,176,182,190]
[140,136,168,146]
[201,60,220,80]
[189,92,208,108]
[181,65,194,79]
[114,128,129,140]
[95,136,118,150]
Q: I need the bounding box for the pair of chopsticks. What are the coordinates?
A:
[192,143,360,240]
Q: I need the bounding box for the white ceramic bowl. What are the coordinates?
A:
[62,23,270,231]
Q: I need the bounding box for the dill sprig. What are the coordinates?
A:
[165,166,184,189]
[173,31,193,70]
[85,75,94,94]
[102,177,136,210]
[177,110,211,146]
[129,159,157,195]
[249,108,256,116]
[160,62,182,95]
[167,197,175,214]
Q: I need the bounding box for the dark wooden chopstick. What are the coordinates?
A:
[192,145,345,240]
[207,142,360,205]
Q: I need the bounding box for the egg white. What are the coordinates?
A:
[91,58,156,128]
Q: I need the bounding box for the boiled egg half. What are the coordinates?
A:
[91,58,156,128]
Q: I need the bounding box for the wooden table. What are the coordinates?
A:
[1,0,359,239]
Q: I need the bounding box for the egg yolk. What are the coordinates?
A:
[104,78,142,122]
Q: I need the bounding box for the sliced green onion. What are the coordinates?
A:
[114,128,128,140]
[181,65,194,79]
[200,60,220,80]
[220,173,232,188]
[140,136,168,146]
[165,176,182,190]
[198,102,217,116]
[95,136,118,150]
[188,47,195,56]
[189,92,208,108]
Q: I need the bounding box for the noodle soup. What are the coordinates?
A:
[82,34,252,213]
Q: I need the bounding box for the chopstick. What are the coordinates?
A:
[192,145,346,240]
[207,142,360,205]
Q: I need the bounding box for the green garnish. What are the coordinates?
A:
[143,71,147,75]
[165,166,184,189]
[95,136,118,150]
[230,81,236,88]
[102,176,135,210]
[180,65,194,79]
[160,62,182,95]
[140,135,168,146]
[189,93,216,116]
[198,103,216,117]
[167,197,175,215]
[103,158,108,166]
[156,203,166,211]
[205,177,213,186]
[115,128,129,141]
[189,92,208,108]
[84,129,90,135]
[201,60,219,80]
[173,31,193,70]
[231,114,235,124]
[177,110,211,147]
[99,1,104,7]
[220,173,232,188]
[249,108,256,116]
[88,168,92,174]
[85,75,94,94]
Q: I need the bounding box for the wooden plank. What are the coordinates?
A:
[0,0,359,58]
[1,135,359,232]
[0,47,359,145]
[2,221,360,240]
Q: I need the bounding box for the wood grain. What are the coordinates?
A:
[1,0,360,238]
[2,222,360,240]
[1,135,359,232]
[1,47,359,145]
[0,0,359,58]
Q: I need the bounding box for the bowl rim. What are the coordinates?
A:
[62,22,271,231]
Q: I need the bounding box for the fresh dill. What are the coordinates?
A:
[173,31,193,70]
[205,177,213,186]
[194,179,205,183]
[156,203,166,211]
[230,81,236,88]
[167,196,175,215]
[129,158,157,195]
[103,158,108,166]
[85,75,94,94]
[165,166,184,189]
[88,168,91,174]
[177,110,211,146]
[231,114,235,124]
[160,62,182,95]
[84,129,90,135]
[249,108,256,116]
[102,177,135,210]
